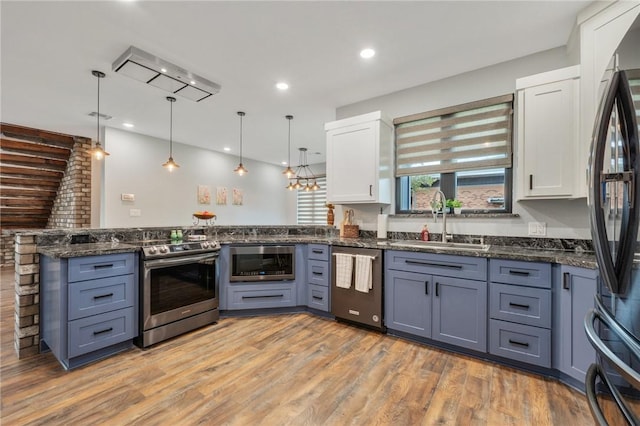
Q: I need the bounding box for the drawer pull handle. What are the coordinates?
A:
[508,339,530,348]
[242,294,284,299]
[312,249,324,254]
[93,327,113,336]
[508,270,530,276]
[563,272,570,290]
[425,281,429,295]
[93,264,114,270]
[508,302,530,310]
[312,271,323,276]
[312,295,323,300]
[405,260,463,270]
[93,293,114,300]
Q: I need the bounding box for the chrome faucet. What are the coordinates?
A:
[430,190,452,243]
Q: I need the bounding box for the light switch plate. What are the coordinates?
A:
[121,193,135,202]
[528,222,547,236]
[129,208,141,217]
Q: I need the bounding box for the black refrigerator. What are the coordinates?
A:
[585,64,640,424]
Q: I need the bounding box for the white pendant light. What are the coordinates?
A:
[90,70,110,160]
[234,111,248,175]
[162,96,180,171]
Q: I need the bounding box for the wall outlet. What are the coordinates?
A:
[129,208,141,217]
[121,193,135,202]
[528,222,546,236]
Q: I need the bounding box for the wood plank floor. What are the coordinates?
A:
[1,266,596,425]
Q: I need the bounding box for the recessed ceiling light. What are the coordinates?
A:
[160,68,167,73]
[276,82,289,90]
[281,161,288,165]
[360,48,375,59]
[123,122,134,128]
[223,147,231,152]
[190,80,196,85]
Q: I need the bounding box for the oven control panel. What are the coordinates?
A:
[142,241,220,259]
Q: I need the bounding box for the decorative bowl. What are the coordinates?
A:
[193,213,215,220]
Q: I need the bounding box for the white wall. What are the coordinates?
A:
[335,47,593,239]
[101,127,297,227]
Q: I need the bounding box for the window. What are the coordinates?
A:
[297,176,327,224]
[394,94,514,213]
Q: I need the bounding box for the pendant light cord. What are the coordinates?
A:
[239,113,243,162]
[287,117,291,165]
[169,99,173,157]
[96,74,100,144]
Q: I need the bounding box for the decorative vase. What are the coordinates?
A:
[327,208,335,226]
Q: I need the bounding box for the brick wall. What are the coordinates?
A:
[14,233,40,358]
[414,184,504,210]
[1,231,15,266]
[47,137,92,229]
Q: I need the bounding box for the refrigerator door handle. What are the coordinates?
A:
[585,363,640,426]
[584,301,640,389]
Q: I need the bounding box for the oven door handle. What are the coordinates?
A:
[144,253,219,269]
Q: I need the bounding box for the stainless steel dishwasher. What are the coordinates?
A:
[331,246,384,332]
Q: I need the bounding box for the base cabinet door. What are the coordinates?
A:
[432,276,487,352]
[385,270,431,338]
[555,265,598,383]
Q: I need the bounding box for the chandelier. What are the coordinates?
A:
[287,147,319,191]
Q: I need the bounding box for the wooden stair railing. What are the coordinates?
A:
[0,123,76,229]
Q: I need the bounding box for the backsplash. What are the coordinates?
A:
[359,230,594,253]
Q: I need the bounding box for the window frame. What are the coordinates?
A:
[393,94,514,215]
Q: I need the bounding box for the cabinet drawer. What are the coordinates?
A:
[227,285,296,310]
[307,260,329,287]
[68,274,135,321]
[386,250,487,281]
[489,319,551,368]
[68,253,136,282]
[489,259,551,288]
[68,307,136,358]
[489,283,551,328]
[308,284,329,312]
[308,244,330,261]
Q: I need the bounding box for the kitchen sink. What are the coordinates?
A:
[389,240,491,252]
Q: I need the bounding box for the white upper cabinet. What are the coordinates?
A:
[325,111,393,204]
[516,66,580,200]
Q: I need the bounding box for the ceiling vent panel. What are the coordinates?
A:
[112,46,221,102]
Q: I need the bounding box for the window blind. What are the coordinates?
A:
[297,176,327,224]
[393,94,514,176]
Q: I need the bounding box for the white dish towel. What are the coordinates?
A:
[355,255,373,293]
[334,253,353,289]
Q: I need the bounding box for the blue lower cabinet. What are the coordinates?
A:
[489,319,551,368]
[308,284,329,312]
[432,276,487,352]
[40,252,138,370]
[385,270,431,338]
[227,283,297,310]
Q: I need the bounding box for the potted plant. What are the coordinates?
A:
[447,199,463,214]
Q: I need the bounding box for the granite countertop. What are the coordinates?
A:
[217,236,598,269]
[36,235,597,269]
[37,242,140,258]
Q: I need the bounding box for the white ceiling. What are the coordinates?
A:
[1,1,592,167]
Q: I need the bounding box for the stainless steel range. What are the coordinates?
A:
[137,240,220,348]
